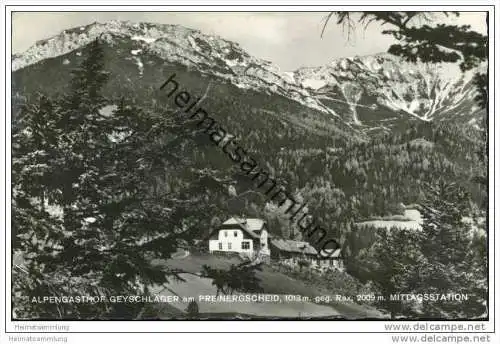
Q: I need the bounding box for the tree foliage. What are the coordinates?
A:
[417,181,485,319]
[325,12,488,111]
[12,39,228,319]
[349,181,487,319]
[201,261,264,297]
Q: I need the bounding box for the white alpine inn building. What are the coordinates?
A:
[208,217,344,271]
[208,217,270,259]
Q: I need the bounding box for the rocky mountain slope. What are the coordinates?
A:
[12,21,363,168]
[11,19,486,277]
[12,20,485,135]
[12,20,338,117]
[294,53,486,132]
[11,20,486,218]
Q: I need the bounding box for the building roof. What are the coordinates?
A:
[271,239,342,258]
[222,217,265,231]
[220,217,266,239]
[245,218,265,232]
[270,239,318,255]
[222,217,246,226]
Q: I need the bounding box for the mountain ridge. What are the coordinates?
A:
[12,20,485,133]
[293,53,485,129]
[12,20,338,117]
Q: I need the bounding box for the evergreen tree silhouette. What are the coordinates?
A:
[325,12,488,111]
[13,38,225,319]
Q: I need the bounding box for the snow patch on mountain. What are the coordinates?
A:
[225,57,241,67]
[133,56,144,76]
[131,35,157,44]
[282,71,295,84]
[302,79,327,90]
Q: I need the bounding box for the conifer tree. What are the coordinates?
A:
[12,38,228,319]
[364,227,424,319]
[325,12,488,111]
[12,93,67,319]
[417,180,485,318]
[12,94,60,246]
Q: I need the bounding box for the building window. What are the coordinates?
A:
[234,231,238,237]
[224,231,228,237]
[242,242,250,250]
[218,243,223,250]
[228,243,232,250]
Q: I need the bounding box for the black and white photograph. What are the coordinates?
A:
[2,3,497,340]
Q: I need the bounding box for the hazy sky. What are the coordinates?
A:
[12,12,487,70]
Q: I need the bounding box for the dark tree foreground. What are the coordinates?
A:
[201,262,264,297]
[324,12,488,111]
[322,12,488,319]
[12,39,227,319]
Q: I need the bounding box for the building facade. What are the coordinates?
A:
[270,239,344,271]
[209,217,343,271]
[208,217,270,259]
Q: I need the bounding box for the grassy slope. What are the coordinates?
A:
[155,253,386,319]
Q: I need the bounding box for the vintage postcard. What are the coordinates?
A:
[2,2,497,342]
